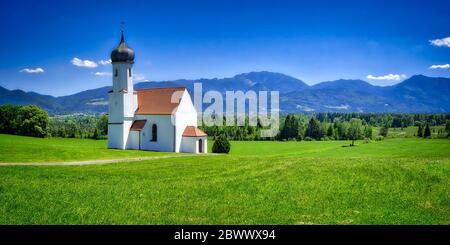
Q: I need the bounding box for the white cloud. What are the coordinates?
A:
[429,37,450,48]
[366,74,407,81]
[20,68,44,74]
[429,64,450,69]
[134,73,149,82]
[95,72,112,76]
[71,57,98,68]
[98,59,111,65]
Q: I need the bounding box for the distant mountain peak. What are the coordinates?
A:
[1,72,449,114]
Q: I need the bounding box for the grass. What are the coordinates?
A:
[0,134,173,163]
[0,134,449,224]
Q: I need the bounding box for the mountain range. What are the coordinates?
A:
[1,71,449,114]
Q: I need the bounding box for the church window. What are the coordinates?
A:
[115,69,118,77]
[151,124,157,142]
[128,68,132,77]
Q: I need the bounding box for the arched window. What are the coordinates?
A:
[151,124,157,142]
[128,68,132,77]
[114,69,118,77]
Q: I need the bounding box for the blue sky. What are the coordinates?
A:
[0,0,449,96]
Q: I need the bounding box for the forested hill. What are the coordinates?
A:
[1,72,449,114]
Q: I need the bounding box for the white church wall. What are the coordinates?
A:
[108,92,124,123]
[181,136,207,153]
[127,131,140,150]
[122,92,136,118]
[134,115,175,152]
[174,91,198,152]
[108,120,132,150]
[108,124,123,149]
[122,120,133,149]
[181,137,197,153]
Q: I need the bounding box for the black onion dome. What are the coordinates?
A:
[111,31,135,63]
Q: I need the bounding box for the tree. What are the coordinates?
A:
[424,124,431,138]
[305,117,324,140]
[212,134,231,153]
[92,128,101,140]
[379,124,389,137]
[392,117,402,128]
[347,118,362,146]
[335,121,348,140]
[97,114,108,136]
[445,120,450,138]
[327,124,334,138]
[280,114,298,140]
[364,125,373,139]
[417,124,423,137]
[0,104,21,134]
[17,105,49,138]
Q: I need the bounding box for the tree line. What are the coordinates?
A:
[0,104,107,139]
[1,104,449,141]
[49,114,108,139]
[200,113,450,141]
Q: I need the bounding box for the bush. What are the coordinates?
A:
[376,135,384,141]
[212,135,231,153]
[304,136,313,141]
[379,125,389,137]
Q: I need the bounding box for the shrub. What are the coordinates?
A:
[212,135,231,153]
[376,135,384,141]
[304,136,313,141]
[379,125,389,137]
[423,124,431,138]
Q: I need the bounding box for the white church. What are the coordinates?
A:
[107,32,207,153]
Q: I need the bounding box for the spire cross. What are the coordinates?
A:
[120,21,125,42]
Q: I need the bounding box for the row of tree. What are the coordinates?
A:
[2,104,450,141]
[201,113,450,141]
[0,104,49,137]
[0,104,108,139]
[48,114,108,139]
[313,112,449,128]
[279,115,372,142]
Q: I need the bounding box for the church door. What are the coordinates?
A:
[198,139,203,153]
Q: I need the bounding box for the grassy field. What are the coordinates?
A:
[0,134,449,224]
[0,134,174,163]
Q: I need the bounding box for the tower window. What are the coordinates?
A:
[115,69,118,77]
[151,124,157,142]
[128,68,132,77]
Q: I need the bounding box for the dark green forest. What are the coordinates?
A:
[199,113,450,141]
[1,104,449,140]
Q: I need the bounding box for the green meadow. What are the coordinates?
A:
[0,134,449,224]
[0,134,173,163]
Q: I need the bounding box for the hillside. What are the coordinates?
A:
[0,72,449,114]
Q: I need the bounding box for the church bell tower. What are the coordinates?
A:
[108,30,137,149]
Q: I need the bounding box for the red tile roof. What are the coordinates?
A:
[183,126,207,137]
[130,120,146,131]
[135,87,186,115]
